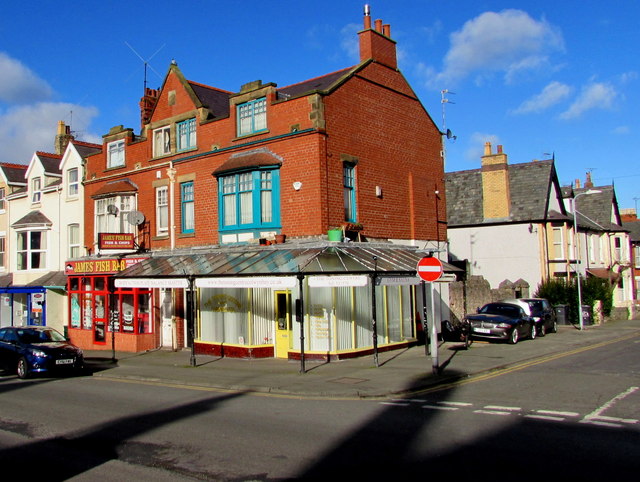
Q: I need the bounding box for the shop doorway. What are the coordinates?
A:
[161,288,174,348]
[275,291,292,358]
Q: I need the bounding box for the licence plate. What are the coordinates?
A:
[56,359,74,365]
[473,328,491,334]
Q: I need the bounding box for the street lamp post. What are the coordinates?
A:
[573,189,601,330]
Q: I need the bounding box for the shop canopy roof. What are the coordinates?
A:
[114,243,459,282]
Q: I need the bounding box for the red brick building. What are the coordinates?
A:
[67,11,447,358]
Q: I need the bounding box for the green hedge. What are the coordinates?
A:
[534,277,613,323]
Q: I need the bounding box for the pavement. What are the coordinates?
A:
[84,318,640,399]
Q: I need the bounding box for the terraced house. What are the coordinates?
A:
[68,10,450,358]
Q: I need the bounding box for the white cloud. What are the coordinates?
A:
[0,52,53,104]
[465,132,501,161]
[425,10,564,89]
[612,125,629,135]
[559,81,617,120]
[340,23,361,62]
[0,103,100,162]
[512,81,572,114]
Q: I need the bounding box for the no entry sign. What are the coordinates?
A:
[417,256,443,282]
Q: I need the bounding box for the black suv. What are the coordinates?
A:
[513,298,557,336]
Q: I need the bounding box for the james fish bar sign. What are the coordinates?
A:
[66,257,148,275]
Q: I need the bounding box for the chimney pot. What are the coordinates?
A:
[484,142,492,156]
[383,24,391,37]
[497,145,503,154]
[374,19,383,32]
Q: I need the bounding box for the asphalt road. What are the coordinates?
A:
[0,333,638,480]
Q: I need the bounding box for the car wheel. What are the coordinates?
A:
[550,320,557,333]
[530,324,537,340]
[539,323,546,337]
[509,328,519,344]
[16,357,29,379]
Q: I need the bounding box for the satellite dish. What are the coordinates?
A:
[127,210,146,226]
[106,204,119,215]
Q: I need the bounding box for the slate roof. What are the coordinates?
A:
[445,159,568,226]
[574,186,624,232]
[0,162,28,185]
[188,82,232,119]
[623,220,640,242]
[72,141,101,159]
[278,67,355,99]
[36,151,62,175]
[12,210,53,228]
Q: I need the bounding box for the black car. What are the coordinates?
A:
[465,302,536,344]
[0,326,84,379]
[519,298,557,336]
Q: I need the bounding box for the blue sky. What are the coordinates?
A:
[1,1,638,211]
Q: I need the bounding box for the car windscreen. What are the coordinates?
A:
[480,304,520,318]
[17,329,66,344]
[526,300,544,314]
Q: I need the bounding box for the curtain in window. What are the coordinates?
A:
[239,173,253,225]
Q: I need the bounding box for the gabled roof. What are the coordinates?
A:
[0,162,28,186]
[26,151,62,179]
[71,141,101,160]
[445,159,569,226]
[278,67,355,99]
[575,186,624,232]
[188,81,232,119]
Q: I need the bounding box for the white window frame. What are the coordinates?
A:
[552,226,564,259]
[67,168,79,197]
[16,230,48,271]
[95,195,136,239]
[153,126,171,157]
[68,224,80,258]
[31,177,42,203]
[177,118,196,151]
[0,235,5,269]
[107,140,125,168]
[0,187,5,211]
[156,186,169,236]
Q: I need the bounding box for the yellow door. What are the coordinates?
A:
[275,291,292,358]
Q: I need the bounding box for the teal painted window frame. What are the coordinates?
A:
[181,181,195,233]
[237,98,267,136]
[343,163,357,223]
[177,118,196,152]
[218,168,280,233]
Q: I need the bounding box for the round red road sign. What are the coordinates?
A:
[416,256,443,282]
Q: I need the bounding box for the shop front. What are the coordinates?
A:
[65,256,154,351]
[114,243,452,360]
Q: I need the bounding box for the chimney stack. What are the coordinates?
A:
[481,142,511,220]
[358,7,398,69]
[575,179,581,189]
[140,87,160,128]
[54,120,74,155]
[584,172,594,188]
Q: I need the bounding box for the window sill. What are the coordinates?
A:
[176,146,198,155]
[152,235,170,241]
[178,232,195,238]
[233,129,270,142]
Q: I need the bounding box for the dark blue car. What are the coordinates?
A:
[0,326,84,379]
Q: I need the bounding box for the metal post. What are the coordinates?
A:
[421,281,430,355]
[187,276,197,366]
[371,256,379,367]
[297,272,305,374]
[430,283,439,374]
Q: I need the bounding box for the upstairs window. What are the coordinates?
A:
[95,195,135,236]
[153,126,171,157]
[177,118,196,151]
[31,177,42,203]
[0,236,5,268]
[237,98,267,136]
[107,140,125,168]
[0,187,5,211]
[67,168,79,197]
[552,227,564,259]
[156,186,168,236]
[17,230,47,270]
[181,181,195,233]
[343,163,357,223]
[68,224,80,258]
[219,169,279,231]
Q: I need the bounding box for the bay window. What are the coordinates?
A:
[95,195,135,237]
[17,230,47,270]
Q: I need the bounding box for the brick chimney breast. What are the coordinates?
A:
[358,9,398,69]
[481,142,511,220]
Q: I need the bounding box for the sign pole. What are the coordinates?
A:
[430,283,439,374]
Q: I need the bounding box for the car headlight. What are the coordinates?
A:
[30,349,48,358]
[533,316,541,321]
[496,323,512,329]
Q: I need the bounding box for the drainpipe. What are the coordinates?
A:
[166,162,177,250]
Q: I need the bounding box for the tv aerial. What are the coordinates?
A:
[125,42,165,90]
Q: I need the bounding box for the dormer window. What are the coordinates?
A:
[107,140,125,168]
[177,118,196,152]
[237,98,267,136]
[153,126,171,157]
[32,177,42,203]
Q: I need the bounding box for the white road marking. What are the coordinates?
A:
[439,401,473,407]
[534,410,580,418]
[484,405,521,412]
[582,386,639,425]
[474,410,513,416]
[422,404,459,411]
